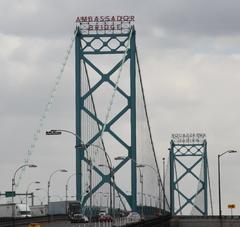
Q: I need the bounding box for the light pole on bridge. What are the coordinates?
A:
[65,173,75,214]
[47,169,68,215]
[218,150,237,217]
[162,157,166,214]
[115,156,145,219]
[115,156,162,214]
[11,164,37,218]
[98,164,116,217]
[46,129,115,217]
[141,163,161,213]
[35,188,46,205]
[25,181,40,216]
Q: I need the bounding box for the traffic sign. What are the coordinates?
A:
[46,130,61,135]
[228,204,236,209]
[5,191,16,197]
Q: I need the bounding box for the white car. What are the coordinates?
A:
[98,212,107,217]
[70,213,89,223]
[127,212,141,223]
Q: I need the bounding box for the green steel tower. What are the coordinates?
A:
[169,133,208,215]
[74,16,137,210]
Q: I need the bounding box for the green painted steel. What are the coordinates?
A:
[75,27,82,202]
[130,29,137,211]
[74,27,137,210]
[203,141,208,215]
[170,142,174,215]
[169,140,208,216]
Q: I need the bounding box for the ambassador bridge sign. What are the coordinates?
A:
[171,133,206,144]
[76,15,135,34]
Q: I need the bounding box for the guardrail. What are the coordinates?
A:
[113,215,171,227]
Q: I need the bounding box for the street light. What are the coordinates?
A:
[35,188,45,205]
[115,156,162,214]
[138,163,161,213]
[115,156,145,219]
[98,164,115,217]
[12,164,37,218]
[103,193,109,208]
[46,129,116,216]
[33,194,43,205]
[48,169,68,215]
[25,181,40,216]
[218,150,237,217]
[136,165,145,219]
[162,157,166,214]
[65,173,75,214]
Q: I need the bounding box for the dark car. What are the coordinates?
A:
[70,213,89,223]
[99,214,113,222]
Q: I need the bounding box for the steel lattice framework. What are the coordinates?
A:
[169,140,208,215]
[75,26,138,210]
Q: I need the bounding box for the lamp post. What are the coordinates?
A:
[104,193,109,208]
[218,150,237,217]
[98,164,114,217]
[12,164,37,218]
[35,188,45,205]
[48,169,68,215]
[140,163,161,214]
[137,165,144,219]
[99,192,103,208]
[25,181,40,216]
[33,194,43,205]
[115,156,161,213]
[46,129,82,200]
[46,129,115,215]
[115,156,145,219]
[148,194,152,207]
[88,159,93,222]
[162,157,165,214]
[65,173,75,215]
[143,193,147,206]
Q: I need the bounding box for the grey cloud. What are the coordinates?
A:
[154,0,240,36]
[1,0,240,214]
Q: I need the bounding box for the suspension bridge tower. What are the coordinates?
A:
[74,16,138,210]
[169,133,208,216]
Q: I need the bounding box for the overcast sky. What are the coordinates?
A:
[1,0,240,215]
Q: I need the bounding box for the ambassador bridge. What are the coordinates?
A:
[18,16,213,217]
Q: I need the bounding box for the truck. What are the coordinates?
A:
[0,203,31,217]
[48,200,81,216]
[29,204,47,216]
[98,207,109,216]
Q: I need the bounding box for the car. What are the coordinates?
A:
[98,214,113,222]
[98,211,107,217]
[127,212,141,223]
[70,213,89,223]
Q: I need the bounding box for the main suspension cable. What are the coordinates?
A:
[136,47,171,210]
[207,156,214,215]
[15,29,77,188]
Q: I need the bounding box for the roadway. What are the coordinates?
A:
[18,221,111,227]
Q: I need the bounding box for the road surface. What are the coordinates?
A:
[19,221,112,227]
